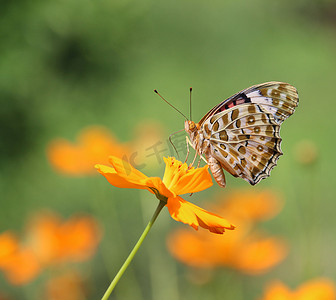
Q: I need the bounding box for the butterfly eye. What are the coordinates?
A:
[189,121,195,130]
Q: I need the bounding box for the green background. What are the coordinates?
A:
[1,0,335,299]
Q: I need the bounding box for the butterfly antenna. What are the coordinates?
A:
[154,90,188,120]
[189,87,192,120]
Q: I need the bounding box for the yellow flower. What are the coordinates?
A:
[96,156,234,234]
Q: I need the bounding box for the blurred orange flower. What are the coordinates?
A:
[0,232,18,259]
[260,278,336,300]
[0,232,41,285]
[218,190,283,223]
[96,156,235,234]
[47,126,130,176]
[0,213,101,286]
[45,271,86,300]
[26,212,102,264]
[167,190,287,274]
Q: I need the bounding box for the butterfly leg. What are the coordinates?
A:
[185,135,201,164]
[190,150,198,168]
[185,135,207,166]
[169,132,181,160]
[200,154,207,164]
[196,156,202,168]
[185,135,200,169]
[184,136,191,163]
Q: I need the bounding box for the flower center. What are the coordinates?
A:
[164,162,184,190]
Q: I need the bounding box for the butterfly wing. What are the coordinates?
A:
[199,82,298,126]
[202,103,281,185]
[199,82,298,185]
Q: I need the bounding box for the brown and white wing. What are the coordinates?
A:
[243,82,298,124]
[198,82,298,126]
[202,103,283,185]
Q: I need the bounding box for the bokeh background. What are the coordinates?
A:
[1,0,336,299]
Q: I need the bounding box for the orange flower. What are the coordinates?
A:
[96,156,234,234]
[0,232,18,260]
[47,126,129,176]
[0,247,41,286]
[260,278,336,300]
[218,190,283,223]
[0,232,41,285]
[167,190,287,274]
[0,213,101,286]
[45,271,86,300]
[26,212,102,264]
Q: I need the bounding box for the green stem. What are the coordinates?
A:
[101,200,166,300]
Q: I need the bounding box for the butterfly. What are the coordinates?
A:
[184,82,299,187]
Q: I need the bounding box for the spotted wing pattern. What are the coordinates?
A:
[242,82,298,124]
[199,82,298,185]
[199,82,298,125]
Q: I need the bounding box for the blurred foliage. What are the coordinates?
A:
[1,0,336,299]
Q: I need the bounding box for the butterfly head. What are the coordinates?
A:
[184,120,199,134]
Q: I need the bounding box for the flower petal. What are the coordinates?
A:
[108,156,148,185]
[166,196,235,234]
[95,164,147,189]
[171,165,213,195]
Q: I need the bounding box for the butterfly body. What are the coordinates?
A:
[185,82,299,187]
